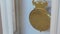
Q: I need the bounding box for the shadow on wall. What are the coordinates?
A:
[0,5,3,34]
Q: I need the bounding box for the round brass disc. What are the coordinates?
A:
[29,8,50,31]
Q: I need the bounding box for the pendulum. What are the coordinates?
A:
[29,0,50,31]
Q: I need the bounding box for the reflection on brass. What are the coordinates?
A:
[32,0,48,8]
[29,0,50,31]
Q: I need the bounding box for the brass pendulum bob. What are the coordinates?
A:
[29,0,50,32]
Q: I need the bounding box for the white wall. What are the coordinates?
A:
[19,0,50,34]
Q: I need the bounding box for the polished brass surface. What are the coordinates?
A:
[29,0,50,31]
[32,0,48,8]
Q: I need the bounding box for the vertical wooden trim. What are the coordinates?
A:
[1,0,14,34]
[57,1,60,34]
[12,0,17,33]
[1,0,9,34]
[14,0,20,34]
[50,0,59,34]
